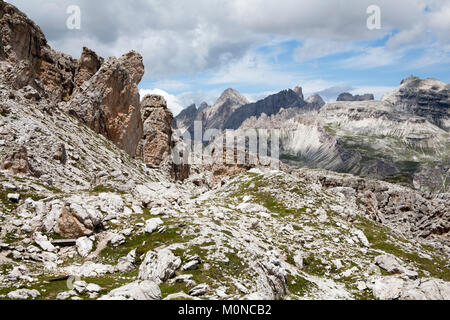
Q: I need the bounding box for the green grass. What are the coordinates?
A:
[286,274,318,297]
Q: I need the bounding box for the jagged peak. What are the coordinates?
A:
[214,88,249,107]
[293,86,304,100]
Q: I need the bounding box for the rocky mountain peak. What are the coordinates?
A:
[306,94,326,109]
[293,86,304,100]
[382,76,450,130]
[215,88,249,107]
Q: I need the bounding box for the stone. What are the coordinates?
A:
[33,232,56,252]
[375,254,418,279]
[63,261,115,277]
[0,146,29,174]
[182,260,200,271]
[99,280,161,300]
[7,289,40,300]
[139,249,181,283]
[116,249,136,273]
[189,284,209,297]
[56,198,104,238]
[76,236,93,257]
[7,193,20,203]
[109,233,126,247]
[144,218,164,234]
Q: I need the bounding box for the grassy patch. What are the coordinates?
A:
[286,274,318,297]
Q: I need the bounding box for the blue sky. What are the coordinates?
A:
[8,0,450,115]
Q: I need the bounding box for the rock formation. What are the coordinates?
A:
[382,76,450,130]
[337,92,375,102]
[0,0,77,101]
[65,51,144,157]
[136,95,173,166]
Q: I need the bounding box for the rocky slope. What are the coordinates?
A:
[0,0,449,301]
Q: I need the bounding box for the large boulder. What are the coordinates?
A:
[56,197,104,238]
[135,95,173,166]
[65,51,144,156]
[0,146,29,174]
[99,280,161,300]
[138,249,181,283]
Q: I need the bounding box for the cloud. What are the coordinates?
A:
[8,0,449,79]
[294,39,354,62]
[339,47,404,69]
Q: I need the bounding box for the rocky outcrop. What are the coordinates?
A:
[74,47,103,88]
[337,92,374,102]
[0,0,77,101]
[305,94,326,109]
[382,76,450,130]
[135,95,173,166]
[65,51,144,156]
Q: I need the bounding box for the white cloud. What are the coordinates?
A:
[339,47,404,69]
[294,39,354,62]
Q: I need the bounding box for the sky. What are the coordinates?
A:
[8,0,450,115]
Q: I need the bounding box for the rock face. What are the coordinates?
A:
[74,47,103,88]
[0,0,77,101]
[337,92,374,102]
[65,51,144,156]
[382,76,450,130]
[135,95,173,166]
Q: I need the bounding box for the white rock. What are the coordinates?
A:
[352,229,370,247]
[99,280,161,300]
[189,284,209,297]
[139,249,181,283]
[86,283,102,293]
[375,254,418,279]
[7,289,40,300]
[76,237,93,257]
[33,232,56,252]
[109,233,126,247]
[144,218,164,234]
[7,193,20,203]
